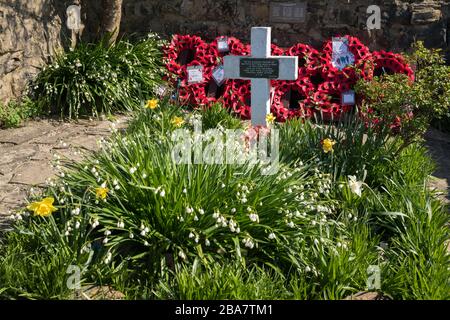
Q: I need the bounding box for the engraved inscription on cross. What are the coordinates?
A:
[224,27,298,126]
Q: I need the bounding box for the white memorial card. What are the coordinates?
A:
[187,65,204,84]
[212,65,225,86]
[341,90,355,105]
[331,37,355,71]
[217,37,229,53]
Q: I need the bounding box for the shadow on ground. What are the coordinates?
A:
[425,128,450,204]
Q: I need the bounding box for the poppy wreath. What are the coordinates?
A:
[372,50,415,81]
[199,37,249,105]
[177,59,212,107]
[286,43,322,77]
[271,78,315,121]
[164,34,211,85]
[209,36,250,58]
[321,35,374,84]
[164,34,415,122]
[222,79,252,119]
[312,81,353,119]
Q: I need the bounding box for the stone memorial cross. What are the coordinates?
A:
[224,27,298,126]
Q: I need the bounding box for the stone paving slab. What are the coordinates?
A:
[10,161,56,186]
[0,115,130,222]
[0,144,38,166]
[0,123,54,145]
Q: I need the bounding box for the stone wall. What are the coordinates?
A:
[119,0,449,54]
[1,0,449,103]
[0,0,70,104]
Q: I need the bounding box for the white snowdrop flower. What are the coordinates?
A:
[94,171,99,177]
[205,239,211,246]
[314,238,320,246]
[194,236,199,243]
[142,173,147,179]
[241,197,247,204]
[278,209,283,214]
[268,232,276,240]
[113,179,119,186]
[159,189,165,197]
[287,221,295,228]
[237,192,240,197]
[235,227,240,234]
[185,207,193,214]
[144,227,149,233]
[348,213,353,219]
[71,208,80,216]
[188,232,195,239]
[129,233,134,239]
[75,221,80,229]
[182,188,187,194]
[140,223,145,230]
[249,213,259,223]
[91,167,97,173]
[221,183,226,188]
[104,230,111,236]
[243,238,254,249]
[231,208,236,213]
[353,216,357,222]
[117,220,125,228]
[179,216,184,222]
[305,266,311,273]
[198,208,205,215]
[91,219,99,228]
[103,237,109,244]
[140,230,147,236]
[294,210,301,217]
[60,198,65,204]
[348,175,363,197]
[342,243,348,250]
[212,211,220,219]
[337,242,342,248]
[104,252,112,264]
[247,207,252,212]
[311,220,317,226]
[259,201,263,206]
[65,230,70,236]
[130,167,137,174]
[144,241,149,246]
[178,250,187,260]
[101,181,107,188]
[287,188,292,193]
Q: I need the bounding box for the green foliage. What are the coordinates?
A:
[0,98,449,300]
[0,97,41,128]
[30,34,166,119]
[194,102,243,131]
[355,41,450,146]
[278,115,402,188]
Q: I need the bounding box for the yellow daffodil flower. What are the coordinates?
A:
[95,187,109,200]
[321,138,336,153]
[266,113,276,124]
[145,99,158,109]
[171,116,185,128]
[27,197,57,217]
